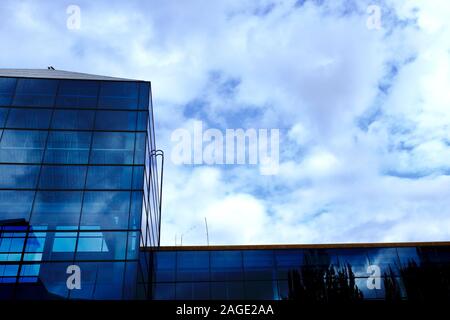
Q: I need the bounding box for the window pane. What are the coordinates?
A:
[129,191,143,230]
[81,191,130,229]
[44,131,91,164]
[39,165,87,189]
[12,79,58,107]
[76,232,127,261]
[153,252,176,282]
[138,82,150,110]
[90,132,135,164]
[56,80,99,109]
[0,108,8,127]
[137,111,147,130]
[211,251,244,281]
[0,190,34,221]
[6,109,52,129]
[86,166,132,189]
[0,164,40,188]
[98,81,139,109]
[52,110,95,130]
[177,251,210,281]
[0,130,47,163]
[134,132,145,164]
[95,111,137,130]
[31,191,82,227]
[0,78,16,106]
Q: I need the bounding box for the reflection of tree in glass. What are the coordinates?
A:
[384,254,450,302]
[286,250,363,302]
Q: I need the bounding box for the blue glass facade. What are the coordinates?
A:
[0,74,161,300]
[150,244,450,302]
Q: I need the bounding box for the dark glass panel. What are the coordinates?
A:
[153,283,175,300]
[397,247,420,266]
[129,191,143,230]
[6,109,52,129]
[127,231,140,260]
[367,248,400,276]
[210,250,244,281]
[95,110,137,130]
[31,191,83,227]
[90,131,135,164]
[137,111,147,130]
[211,281,245,300]
[44,131,91,164]
[86,166,132,190]
[38,165,87,189]
[13,79,58,107]
[81,191,130,229]
[123,261,138,300]
[75,231,127,261]
[69,262,125,300]
[0,130,47,163]
[138,82,150,110]
[134,132,145,164]
[0,108,8,127]
[51,109,95,130]
[56,80,99,109]
[154,251,176,282]
[0,190,34,221]
[0,164,40,188]
[175,282,210,300]
[331,249,370,277]
[0,78,16,106]
[244,281,276,300]
[243,250,274,281]
[177,251,210,282]
[27,262,69,299]
[98,81,139,109]
[132,166,144,189]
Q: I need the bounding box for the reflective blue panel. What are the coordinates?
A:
[37,262,70,299]
[331,249,370,277]
[134,132,145,164]
[243,250,274,281]
[137,111,147,130]
[95,110,137,130]
[138,82,150,110]
[13,79,58,107]
[177,251,210,282]
[98,81,139,109]
[244,281,276,300]
[176,282,210,300]
[86,166,132,189]
[0,190,34,221]
[132,166,144,189]
[154,251,176,282]
[56,80,99,109]
[153,283,175,300]
[0,164,40,188]
[81,191,130,229]
[44,131,91,164]
[127,231,139,260]
[367,248,400,276]
[0,78,16,106]
[69,262,125,300]
[90,132,135,164]
[51,109,95,130]
[129,191,143,230]
[0,108,8,127]
[211,251,244,281]
[0,130,47,163]
[211,281,245,300]
[6,109,52,129]
[31,191,83,227]
[76,232,127,261]
[38,165,87,189]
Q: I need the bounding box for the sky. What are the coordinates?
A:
[1,0,450,245]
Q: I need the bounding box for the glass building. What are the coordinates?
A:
[149,243,450,302]
[0,69,162,299]
[1,69,450,302]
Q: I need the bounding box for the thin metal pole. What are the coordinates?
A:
[205,217,210,246]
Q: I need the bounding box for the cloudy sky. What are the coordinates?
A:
[1,0,450,245]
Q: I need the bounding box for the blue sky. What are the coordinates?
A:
[1,0,450,245]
